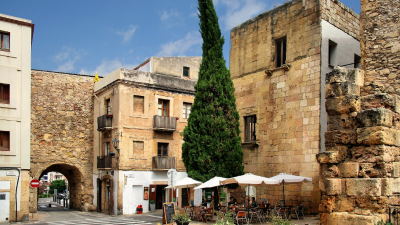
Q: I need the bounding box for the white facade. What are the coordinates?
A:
[0,13,33,222]
[319,19,361,152]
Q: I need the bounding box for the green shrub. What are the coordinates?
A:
[38,193,51,198]
[376,220,393,225]
[270,215,292,225]
[213,211,234,225]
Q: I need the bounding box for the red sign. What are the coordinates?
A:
[30,179,40,188]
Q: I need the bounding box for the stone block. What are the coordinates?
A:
[393,162,400,178]
[320,164,340,178]
[346,178,381,196]
[359,163,381,178]
[350,145,398,163]
[319,196,336,213]
[325,178,344,195]
[325,82,360,98]
[317,146,348,164]
[357,126,399,146]
[325,68,364,86]
[327,113,359,130]
[357,108,393,128]
[339,163,359,178]
[327,212,387,225]
[392,178,400,194]
[325,130,357,145]
[361,93,400,113]
[326,95,361,115]
[381,178,392,196]
[335,196,355,212]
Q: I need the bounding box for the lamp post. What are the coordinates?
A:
[112,138,120,154]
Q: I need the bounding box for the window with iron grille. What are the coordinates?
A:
[104,142,110,156]
[0,32,10,51]
[244,116,256,142]
[158,99,169,117]
[0,84,9,104]
[276,37,287,68]
[183,102,192,119]
[157,143,169,157]
[0,131,10,151]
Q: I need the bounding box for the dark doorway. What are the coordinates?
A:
[156,185,167,209]
[182,187,190,207]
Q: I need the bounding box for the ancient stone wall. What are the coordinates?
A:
[30,70,95,212]
[360,0,400,96]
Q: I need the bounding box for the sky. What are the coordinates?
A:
[2,0,361,77]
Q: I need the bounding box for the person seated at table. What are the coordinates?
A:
[251,197,257,208]
[228,197,235,209]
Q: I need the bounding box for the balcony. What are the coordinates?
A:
[153,115,176,131]
[152,156,176,170]
[97,115,112,131]
[97,156,117,169]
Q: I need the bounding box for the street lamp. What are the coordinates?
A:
[112,138,120,154]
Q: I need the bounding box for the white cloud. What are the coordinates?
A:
[214,0,271,31]
[156,31,202,57]
[117,25,137,43]
[54,47,83,73]
[161,9,180,21]
[79,58,138,76]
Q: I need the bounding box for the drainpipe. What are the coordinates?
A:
[0,167,20,222]
[94,94,101,157]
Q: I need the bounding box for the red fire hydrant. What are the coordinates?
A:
[137,205,143,214]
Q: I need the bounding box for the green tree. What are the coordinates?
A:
[182,0,244,182]
[49,179,66,194]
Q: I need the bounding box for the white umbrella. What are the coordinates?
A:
[166,177,202,207]
[221,173,280,220]
[194,176,227,190]
[269,172,312,206]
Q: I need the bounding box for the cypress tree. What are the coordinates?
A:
[182,0,244,182]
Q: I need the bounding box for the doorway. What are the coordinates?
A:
[156,185,167,209]
[182,188,190,207]
[0,192,9,222]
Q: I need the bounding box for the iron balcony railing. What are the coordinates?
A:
[153,115,176,131]
[97,156,117,169]
[97,115,112,131]
[152,156,176,170]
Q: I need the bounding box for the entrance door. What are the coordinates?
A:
[156,185,167,209]
[149,185,157,211]
[182,188,190,207]
[0,192,10,222]
[131,185,143,213]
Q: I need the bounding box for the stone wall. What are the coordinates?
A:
[360,0,400,96]
[30,70,95,212]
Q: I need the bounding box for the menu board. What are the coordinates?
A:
[162,202,175,225]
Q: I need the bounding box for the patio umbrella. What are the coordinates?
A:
[194,177,227,208]
[269,172,312,207]
[166,177,202,207]
[221,173,280,221]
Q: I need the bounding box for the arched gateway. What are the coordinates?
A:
[30,70,96,212]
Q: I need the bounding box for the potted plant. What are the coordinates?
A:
[150,200,156,212]
[172,212,191,225]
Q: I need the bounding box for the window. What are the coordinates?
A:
[0,32,10,51]
[0,131,10,151]
[133,95,144,114]
[0,84,9,104]
[328,40,337,67]
[244,116,256,142]
[157,143,169,157]
[183,67,190,77]
[104,142,110,156]
[183,103,192,119]
[354,54,361,69]
[276,37,287,68]
[105,98,111,115]
[158,99,169,117]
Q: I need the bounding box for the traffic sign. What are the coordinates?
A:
[30,179,40,188]
[167,169,177,187]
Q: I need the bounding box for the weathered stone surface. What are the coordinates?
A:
[319,196,335,213]
[327,113,359,130]
[359,163,381,178]
[350,145,398,163]
[335,196,356,212]
[320,164,340,178]
[325,82,360,98]
[339,163,359,178]
[357,108,393,127]
[357,126,400,146]
[391,178,400,194]
[326,95,361,115]
[393,162,400,178]
[317,145,348,164]
[325,68,364,86]
[361,94,400,113]
[381,178,392,196]
[325,178,344,195]
[325,130,357,145]
[326,212,387,225]
[346,178,381,196]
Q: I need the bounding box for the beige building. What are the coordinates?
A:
[0,14,34,222]
[229,0,360,212]
[92,57,201,215]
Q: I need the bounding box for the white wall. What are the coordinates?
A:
[122,170,187,214]
[320,19,361,152]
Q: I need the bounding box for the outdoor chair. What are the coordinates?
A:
[236,211,248,225]
[193,206,203,222]
[291,204,305,220]
[204,207,215,223]
[249,208,263,224]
